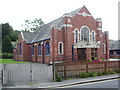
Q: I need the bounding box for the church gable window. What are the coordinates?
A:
[80,26,90,43]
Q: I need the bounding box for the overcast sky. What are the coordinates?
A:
[0,0,119,40]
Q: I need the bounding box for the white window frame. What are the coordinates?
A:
[103,43,106,54]
[91,30,96,42]
[58,41,64,55]
[80,26,90,43]
[73,29,79,44]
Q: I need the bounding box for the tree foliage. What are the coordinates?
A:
[2,23,13,40]
[2,36,13,53]
[11,30,19,41]
[21,18,44,32]
[2,23,19,41]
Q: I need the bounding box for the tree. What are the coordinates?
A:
[11,30,19,41]
[2,23,19,42]
[21,18,44,32]
[2,23,13,40]
[2,36,13,53]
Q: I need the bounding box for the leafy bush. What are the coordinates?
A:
[101,59,104,61]
[79,70,119,79]
[55,73,62,82]
[97,72,103,76]
[114,69,120,74]
[80,72,89,78]
[94,57,98,60]
[89,59,92,62]
[102,71,109,75]
[2,36,13,53]
[88,72,97,77]
[2,53,13,59]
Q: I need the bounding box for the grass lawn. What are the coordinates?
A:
[0,59,30,64]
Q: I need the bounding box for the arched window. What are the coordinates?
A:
[103,43,106,54]
[46,42,50,55]
[74,29,79,44]
[80,26,90,43]
[38,44,41,55]
[31,45,34,55]
[19,43,22,55]
[58,42,64,55]
[91,31,96,41]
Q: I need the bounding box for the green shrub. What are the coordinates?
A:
[89,59,92,62]
[107,70,116,74]
[94,57,98,60]
[2,53,13,59]
[2,36,13,53]
[101,59,104,61]
[114,69,120,74]
[102,71,109,75]
[88,72,97,77]
[55,73,62,82]
[80,72,89,78]
[97,72,103,76]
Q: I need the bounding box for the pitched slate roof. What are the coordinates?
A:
[109,40,120,50]
[22,7,83,43]
[22,31,37,43]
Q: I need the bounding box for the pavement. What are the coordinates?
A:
[2,74,119,88]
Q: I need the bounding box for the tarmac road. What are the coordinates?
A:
[60,78,119,88]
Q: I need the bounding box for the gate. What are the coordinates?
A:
[2,63,53,85]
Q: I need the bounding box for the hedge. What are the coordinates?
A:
[1,53,13,59]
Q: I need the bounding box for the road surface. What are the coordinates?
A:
[60,79,119,88]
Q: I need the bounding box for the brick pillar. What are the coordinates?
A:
[105,31,110,59]
[86,48,91,61]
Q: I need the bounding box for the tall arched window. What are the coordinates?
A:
[46,42,50,55]
[80,26,90,43]
[38,44,41,55]
[91,31,96,41]
[58,42,64,55]
[19,43,22,55]
[103,43,106,54]
[31,45,34,55]
[74,29,79,44]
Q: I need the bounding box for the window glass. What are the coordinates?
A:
[38,44,41,55]
[81,27,89,42]
[46,42,50,55]
[20,43,22,55]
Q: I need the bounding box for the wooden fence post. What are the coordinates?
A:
[64,65,66,79]
[86,63,88,73]
[105,61,107,72]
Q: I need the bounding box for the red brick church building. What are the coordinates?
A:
[13,6,110,64]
